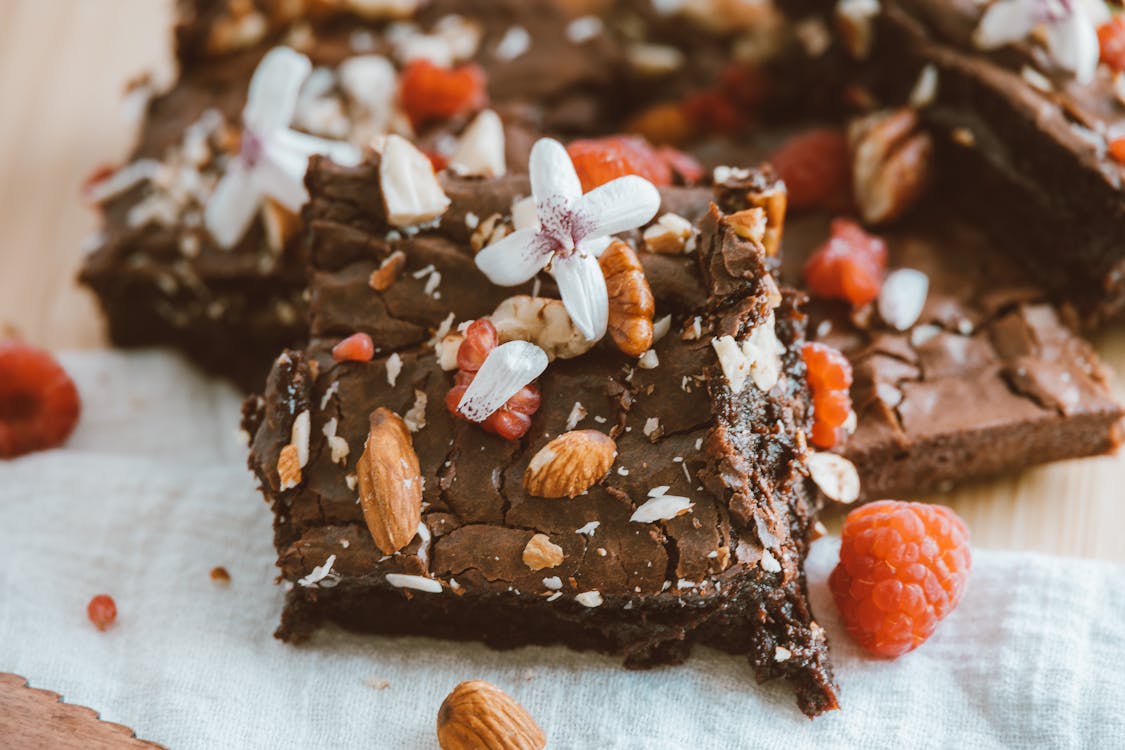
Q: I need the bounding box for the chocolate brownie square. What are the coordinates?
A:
[243,158,839,716]
[79,0,622,389]
[784,211,1124,500]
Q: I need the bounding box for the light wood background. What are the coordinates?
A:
[1,0,1123,562]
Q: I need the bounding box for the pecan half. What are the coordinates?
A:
[599,240,655,357]
[849,108,933,225]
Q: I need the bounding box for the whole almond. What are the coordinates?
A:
[522,534,564,571]
[437,680,545,750]
[524,430,616,499]
[356,408,422,554]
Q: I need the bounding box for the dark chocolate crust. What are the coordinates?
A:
[784,212,1124,499]
[871,0,1125,325]
[243,159,839,716]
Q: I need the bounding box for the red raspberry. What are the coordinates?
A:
[332,332,375,363]
[567,136,673,192]
[830,501,971,658]
[399,59,487,129]
[87,594,117,632]
[0,341,81,458]
[803,218,887,308]
[768,129,852,212]
[1098,17,1125,71]
[457,319,499,373]
[803,342,853,392]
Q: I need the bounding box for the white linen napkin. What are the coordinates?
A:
[0,350,1122,749]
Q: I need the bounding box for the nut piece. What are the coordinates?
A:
[448,109,506,178]
[261,198,300,253]
[835,0,881,60]
[356,408,423,554]
[437,680,546,750]
[277,443,301,490]
[522,534,564,571]
[744,180,787,258]
[723,207,767,244]
[524,430,617,499]
[642,212,694,254]
[599,240,655,357]
[490,296,596,361]
[379,134,451,227]
[849,107,933,225]
[807,451,861,504]
[369,250,407,291]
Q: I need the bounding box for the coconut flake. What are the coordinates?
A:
[495,26,531,61]
[760,548,782,573]
[909,64,939,108]
[386,352,403,386]
[878,268,929,331]
[566,16,604,43]
[630,495,694,523]
[456,340,549,422]
[291,410,311,467]
[575,521,600,536]
[565,401,588,430]
[403,389,428,432]
[385,573,442,593]
[652,315,672,343]
[808,452,861,504]
[415,522,432,569]
[574,590,603,607]
[298,554,338,587]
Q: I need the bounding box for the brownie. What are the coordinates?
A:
[862,0,1125,324]
[783,211,1124,500]
[79,0,624,389]
[242,158,840,716]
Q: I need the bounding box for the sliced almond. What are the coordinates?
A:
[356,408,423,554]
[379,134,451,227]
[369,250,407,291]
[808,451,861,504]
[437,680,546,750]
[277,443,301,490]
[522,534,564,571]
[524,430,616,499]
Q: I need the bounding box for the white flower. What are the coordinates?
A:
[204,47,363,249]
[973,0,1099,83]
[474,138,661,340]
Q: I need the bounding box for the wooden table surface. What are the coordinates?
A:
[1,0,1123,563]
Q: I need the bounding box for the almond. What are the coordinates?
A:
[599,240,655,357]
[277,443,301,490]
[369,250,407,291]
[356,408,423,554]
[723,207,767,244]
[522,534,564,571]
[524,430,616,499]
[437,680,545,750]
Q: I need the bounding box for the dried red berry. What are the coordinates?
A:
[423,148,449,173]
[1109,137,1125,165]
[567,136,673,192]
[87,594,117,632]
[803,342,853,392]
[1098,17,1125,71]
[0,341,81,458]
[803,218,887,308]
[399,59,487,129]
[332,332,375,363]
[830,500,971,657]
[768,128,852,212]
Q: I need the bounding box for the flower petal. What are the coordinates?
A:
[1047,7,1100,83]
[474,228,550,286]
[972,0,1037,49]
[570,175,661,241]
[552,252,608,341]
[457,340,549,422]
[204,161,262,249]
[243,47,313,133]
[253,146,310,212]
[272,128,363,166]
[529,138,582,210]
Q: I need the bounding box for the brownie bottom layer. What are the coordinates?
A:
[278,575,838,716]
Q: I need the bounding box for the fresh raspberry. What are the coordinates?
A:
[567,136,673,192]
[681,90,747,137]
[1098,17,1125,71]
[399,59,487,129]
[0,341,81,458]
[87,594,117,632]
[445,320,540,439]
[803,218,887,308]
[830,501,971,657]
[332,332,375,363]
[803,342,853,392]
[767,128,852,212]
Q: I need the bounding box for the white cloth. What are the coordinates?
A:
[1,350,1123,749]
